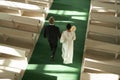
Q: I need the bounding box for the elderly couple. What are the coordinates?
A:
[44,16,76,64]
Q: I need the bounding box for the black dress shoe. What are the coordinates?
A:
[50,56,55,61]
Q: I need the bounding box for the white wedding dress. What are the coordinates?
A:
[60,30,76,64]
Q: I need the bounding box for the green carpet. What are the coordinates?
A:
[22,0,91,80]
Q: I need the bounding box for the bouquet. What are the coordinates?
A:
[70,25,76,32]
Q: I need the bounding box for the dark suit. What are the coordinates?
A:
[44,24,61,59]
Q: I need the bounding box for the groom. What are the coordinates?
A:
[44,16,61,60]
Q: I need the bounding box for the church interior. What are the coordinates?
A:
[0,0,120,80]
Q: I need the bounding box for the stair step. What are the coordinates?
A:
[85,49,120,67]
[91,13,119,23]
[0,65,23,80]
[0,7,20,16]
[89,24,120,37]
[84,49,120,74]
[0,0,52,18]
[0,57,27,69]
[88,32,120,44]
[0,70,16,80]
[0,1,45,13]
[85,39,120,58]
[84,60,120,75]
[28,0,50,8]
[90,20,117,29]
[0,27,38,45]
[7,0,53,3]
[0,45,26,58]
[0,43,31,57]
[0,19,42,33]
[92,0,120,12]
[0,37,34,49]
[86,39,119,53]
[93,0,120,3]
[0,12,41,26]
[81,72,119,80]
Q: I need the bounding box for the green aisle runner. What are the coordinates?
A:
[22,0,90,80]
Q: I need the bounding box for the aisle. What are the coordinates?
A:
[22,0,90,80]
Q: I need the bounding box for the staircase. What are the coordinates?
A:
[81,0,120,80]
[0,0,53,80]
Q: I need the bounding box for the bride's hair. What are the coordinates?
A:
[66,23,72,30]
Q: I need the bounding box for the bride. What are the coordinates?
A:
[60,23,76,64]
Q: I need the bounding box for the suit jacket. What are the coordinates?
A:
[44,25,61,44]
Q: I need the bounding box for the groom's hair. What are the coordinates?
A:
[49,16,55,24]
